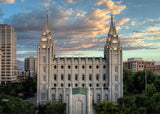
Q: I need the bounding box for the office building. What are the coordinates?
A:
[0,24,17,84]
[24,56,37,77]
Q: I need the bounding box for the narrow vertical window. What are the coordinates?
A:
[68,74,71,81]
[103,74,106,81]
[96,74,99,81]
[75,74,78,81]
[61,74,64,80]
[54,74,57,80]
[82,74,85,81]
[89,74,92,81]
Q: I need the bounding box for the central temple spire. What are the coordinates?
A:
[108,13,117,36]
[43,9,51,34]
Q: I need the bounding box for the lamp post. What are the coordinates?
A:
[145,65,147,93]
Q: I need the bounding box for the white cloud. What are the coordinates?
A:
[0,0,15,4]
[98,0,126,14]
[117,18,130,25]
[64,0,82,4]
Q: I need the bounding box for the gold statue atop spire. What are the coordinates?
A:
[47,9,48,15]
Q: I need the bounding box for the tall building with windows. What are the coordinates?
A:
[0,24,17,84]
[123,58,160,75]
[0,50,2,84]
[24,56,38,77]
[37,11,123,114]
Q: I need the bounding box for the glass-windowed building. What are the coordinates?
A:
[0,24,18,84]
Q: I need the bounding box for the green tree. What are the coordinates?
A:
[146,84,157,97]
[38,100,66,114]
[153,76,160,92]
[0,94,36,114]
[123,69,134,95]
[95,99,119,114]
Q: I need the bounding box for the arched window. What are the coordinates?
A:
[103,74,106,81]
[75,83,78,87]
[97,83,99,87]
[89,74,92,81]
[54,83,56,87]
[97,94,100,103]
[75,74,78,81]
[68,83,71,87]
[82,74,85,81]
[96,74,99,81]
[61,74,64,80]
[54,74,57,80]
[68,74,71,81]
[82,83,85,87]
[89,83,92,87]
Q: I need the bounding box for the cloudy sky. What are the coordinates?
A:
[0,0,160,62]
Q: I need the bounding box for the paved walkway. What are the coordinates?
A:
[23,93,37,106]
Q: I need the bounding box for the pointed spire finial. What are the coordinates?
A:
[108,12,117,36]
[43,9,51,34]
[109,12,114,35]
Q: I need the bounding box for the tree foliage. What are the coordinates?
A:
[0,77,37,99]
[118,69,160,114]
[94,99,119,114]
[38,100,66,114]
[0,94,36,114]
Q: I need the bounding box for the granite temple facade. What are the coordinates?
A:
[37,11,123,114]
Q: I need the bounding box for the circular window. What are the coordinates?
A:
[75,65,78,69]
[104,84,106,87]
[54,65,57,69]
[97,83,99,87]
[68,83,71,87]
[89,65,92,69]
[89,84,92,87]
[61,83,63,87]
[103,65,106,69]
[54,84,56,87]
[61,65,64,69]
[68,65,71,69]
[96,65,99,69]
[75,83,78,87]
[82,65,85,69]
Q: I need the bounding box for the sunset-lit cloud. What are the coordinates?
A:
[0,0,15,4]
[117,18,130,25]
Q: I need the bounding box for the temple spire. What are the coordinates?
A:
[108,13,117,35]
[43,9,51,34]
